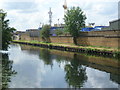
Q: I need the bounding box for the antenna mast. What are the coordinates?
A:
[48,7,52,26]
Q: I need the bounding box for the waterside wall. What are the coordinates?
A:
[20,30,120,48]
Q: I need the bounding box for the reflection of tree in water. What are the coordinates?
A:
[64,54,87,88]
[55,55,67,63]
[1,53,17,89]
[39,49,53,65]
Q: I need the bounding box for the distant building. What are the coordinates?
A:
[80,26,108,32]
[109,19,120,30]
[13,35,20,40]
[54,24,65,27]
[81,27,94,32]
[93,26,109,31]
[101,19,120,30]
[38,26,64,36]
[26,29,40,37]
[13,31,25,40]
[50,26,64,36]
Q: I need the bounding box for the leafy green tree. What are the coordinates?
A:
[0,9,16,50]
[64,7,86,44]
[40,24,50,42]
[55,29,63,36]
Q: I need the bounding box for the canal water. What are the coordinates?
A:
[1,44,120,88]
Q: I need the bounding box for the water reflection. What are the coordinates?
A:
[6,44,120,88]
[38,48,87,88]
[39,49,53,66]
[1,53,17,89]
[64,54,87,88]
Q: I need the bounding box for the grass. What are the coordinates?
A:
[12,40,120,53]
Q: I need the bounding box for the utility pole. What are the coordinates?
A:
[48,7,52,26]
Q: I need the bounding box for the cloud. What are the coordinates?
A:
[84,67,118,88]
[2,2,37,10]
[0,0,119,31]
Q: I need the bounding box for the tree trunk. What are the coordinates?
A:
[73,37,77,45]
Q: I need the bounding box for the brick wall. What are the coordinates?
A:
[77,37,119,48]
[50,36,74,44]
[77,30,120,48]
[79,30,120,36]
[20,32,31,41]
[20,32,42,41]
[20,30,120,48]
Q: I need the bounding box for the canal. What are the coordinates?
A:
[1,44,120,88]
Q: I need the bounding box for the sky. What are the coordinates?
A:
[0,0,119,31]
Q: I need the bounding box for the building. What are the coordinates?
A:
[101,19,120,30]
[54,24,65,27]
[13,31,26,40]
[81,26,108,32]
[109,19,120,30]
[26,29,40,37]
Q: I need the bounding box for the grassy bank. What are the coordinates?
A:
[12,40,120,58]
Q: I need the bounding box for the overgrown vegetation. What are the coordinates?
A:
[0,9,16,50]
[40,24,50,43]
[13,40,120,59]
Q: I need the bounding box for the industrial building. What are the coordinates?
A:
[109,19,120,30]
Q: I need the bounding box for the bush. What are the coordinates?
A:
[55,29,63,36]
[40,24,51,42]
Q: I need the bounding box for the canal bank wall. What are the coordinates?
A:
[12,40,120,58]
[19,30,120,48]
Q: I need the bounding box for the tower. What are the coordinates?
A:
[63,0,67,15]
[48,7,52,26]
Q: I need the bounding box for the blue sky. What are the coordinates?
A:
[0,0,119,31]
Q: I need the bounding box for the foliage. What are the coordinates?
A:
[1,53,17,89]
[55,29,63,36]
[64,7,86,37]
[0,9,16,50]
[40,24,50,37]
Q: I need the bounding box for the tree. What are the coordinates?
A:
[0,9,16,50]
[64,7,86,44]
[40,24,50,42]
[55,29,63,36]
